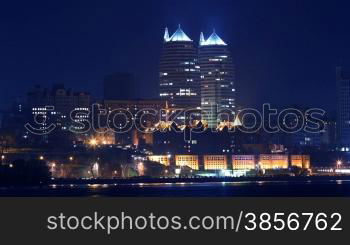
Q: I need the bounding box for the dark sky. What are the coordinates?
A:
[1,0,350,112]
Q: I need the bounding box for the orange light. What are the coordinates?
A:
[89,138,98,146]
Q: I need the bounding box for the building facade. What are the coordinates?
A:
[336,67,350,147]
[291,155,310,169]
[147,155,170,166]
[27,84,90,131]
[199,30,235,128]
[175,155,199,170]
[259,154,289,169]
[159,25,200,109]
[203,155,227,170]
[232,155,255,170]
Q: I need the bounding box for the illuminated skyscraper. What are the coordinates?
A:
[199,30,235,128]
[336,67,350,147]
[159,25,200,108]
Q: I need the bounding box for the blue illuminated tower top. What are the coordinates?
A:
[199,29,227,46]
[164,25,192,42]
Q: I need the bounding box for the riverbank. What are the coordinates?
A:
[1,175,350,197]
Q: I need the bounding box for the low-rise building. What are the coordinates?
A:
[175,155,199,170]
[147,155,170,166]
[232,155,255,170]
[291,155,311,169]
[203,155,227,170]
[259,154,288,169]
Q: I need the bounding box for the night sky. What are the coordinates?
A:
[1,0,350,112]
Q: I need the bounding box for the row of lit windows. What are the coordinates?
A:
[148,155,311,170]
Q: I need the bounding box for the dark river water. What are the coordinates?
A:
[1,179,350,196]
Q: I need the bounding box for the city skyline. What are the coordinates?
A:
[2,0,350,200]
[1,0,350,112]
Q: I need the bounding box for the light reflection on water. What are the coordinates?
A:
[47,179,350,190]
[2,178,350,197]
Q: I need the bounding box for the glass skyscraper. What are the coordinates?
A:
[199,30,235,128]
[159,25,200,109]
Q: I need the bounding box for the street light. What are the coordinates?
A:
[69,156,74,161]
[50,162,56,173]
[337,160,342,168]
[39,155,44,160]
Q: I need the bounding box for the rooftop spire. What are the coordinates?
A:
[200,29,227,46]
[164,27,170,41]
[166,24,192,42]
[199,32,205,46]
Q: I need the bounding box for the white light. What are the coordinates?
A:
[200,31,227,46]
[93,163,99,171]
[167,25,192,42]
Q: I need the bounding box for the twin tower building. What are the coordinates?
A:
[159,25,235,128]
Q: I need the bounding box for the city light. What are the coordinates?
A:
[92,162,99,171]
[89,138,98,147]
[137,162,145,176]
[175,168,181,175]
[1,6,350,200]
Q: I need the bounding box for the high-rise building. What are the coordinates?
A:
[336,67,350,147]
[159,25,200,109]
[27,84,90,131]
[199,30,235,128]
